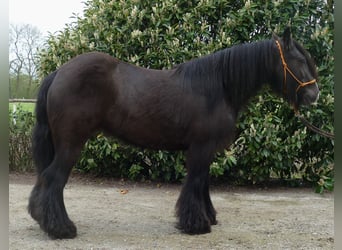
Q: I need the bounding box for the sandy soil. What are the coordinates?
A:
[9,173,334,249]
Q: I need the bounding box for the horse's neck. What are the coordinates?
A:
[222,39,274,110]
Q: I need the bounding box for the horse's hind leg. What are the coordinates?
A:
[176,143,216,234]
[204,177,217,225]
[29,126,89,239]
[29,141,84,239]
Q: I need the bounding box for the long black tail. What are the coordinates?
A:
[32,71,58,174]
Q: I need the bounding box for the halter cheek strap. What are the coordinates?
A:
[275,40,316,94]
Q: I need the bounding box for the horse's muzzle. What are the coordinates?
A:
[298,84,319,107]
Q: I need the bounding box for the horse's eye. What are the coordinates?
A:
[297,58,306,64]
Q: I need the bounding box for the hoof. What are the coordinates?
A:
[45,221,77,239]
[207,211,217,226]
[177,216,211,235]
[210,218,218,225]
[28,186,77,239]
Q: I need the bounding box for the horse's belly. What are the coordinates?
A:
[104,114,189,150]
[115,130,188,151]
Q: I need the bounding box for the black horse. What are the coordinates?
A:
[29,28,319,239]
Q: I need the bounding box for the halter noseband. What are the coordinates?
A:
[275,40,316,94]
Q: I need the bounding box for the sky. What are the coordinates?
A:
[9,0,85,37]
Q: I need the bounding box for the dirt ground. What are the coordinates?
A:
[9,173,334,250]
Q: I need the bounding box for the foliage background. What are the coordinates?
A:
[10,0,334,192]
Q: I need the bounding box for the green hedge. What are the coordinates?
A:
[9,105,35,172]
[75,133,238,182]
[9,101,332,192]
[9,107,236,181]
[12,0,333,192]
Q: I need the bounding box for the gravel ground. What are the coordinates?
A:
[9,173,334,249]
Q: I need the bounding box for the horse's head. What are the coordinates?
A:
[272,28,319,110]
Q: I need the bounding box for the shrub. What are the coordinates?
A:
[75,134,237,182]
[9,104,35,172]
[75,133,187,181]
[8,107,236,182]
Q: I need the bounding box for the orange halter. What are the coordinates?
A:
[275,40,316,94]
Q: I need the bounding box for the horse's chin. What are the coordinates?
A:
[293,98,319,113]
[297,89,320,107]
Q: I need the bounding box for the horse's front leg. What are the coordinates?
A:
[175,143,216,234]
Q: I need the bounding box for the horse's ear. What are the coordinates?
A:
[282,27,293,50]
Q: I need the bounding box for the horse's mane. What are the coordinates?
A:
[174,39,275,111]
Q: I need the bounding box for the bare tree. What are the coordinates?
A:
[9,24,25,97]
[9,23,42,98]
